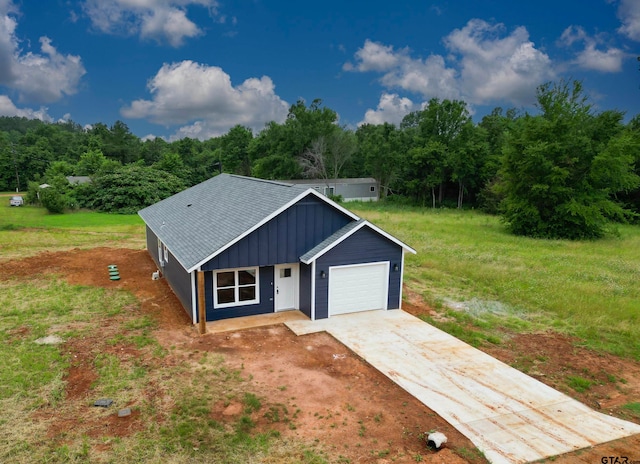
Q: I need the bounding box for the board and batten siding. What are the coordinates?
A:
[299,262,312,318]
[314,227,403,319]
[201,194,351,271]
[145,226,193,319]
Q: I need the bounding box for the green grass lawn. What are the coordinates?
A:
[1,200,639,462]
[350,202,640,360]
[3,199,638,360]
[0,202,330,463]
[0,202,146,261]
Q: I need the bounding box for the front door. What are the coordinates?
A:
[275,264,298,311]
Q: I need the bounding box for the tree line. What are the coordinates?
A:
[1,80,638,239]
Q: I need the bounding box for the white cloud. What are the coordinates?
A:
[0,3,86,104]
[82,0,218,47]
[0,0,19,83]
[344,40,404,72]
[345,20,555,110]
[559,25,625,73]
[444,19,555,106]
[380,54,459,100]
[13,37,86,103]
[121,60,289,139]
[345,39,459,100]
[617,0,640,41]
[0,94,52,120]
[559,24,587,46]
[360,93,418,126]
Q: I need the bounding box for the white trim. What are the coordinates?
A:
[399,250,405,310]
[213,267,260,308]
[191,271,197,324]
[301,220,416,265]
[311,261,316,321]
[157,237,164,267]
[327,261,389,317]
[186,188,359,272]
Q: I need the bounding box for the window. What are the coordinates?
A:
[324,186,335,196]
[214,268,259,308]
[279,267,292,278]
[370,186,376,192]
[163,244,169,263]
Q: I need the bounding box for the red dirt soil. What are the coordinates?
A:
[3,247,640,463]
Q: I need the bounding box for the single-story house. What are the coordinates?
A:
[281,178,379,202]
[138,174,415,324]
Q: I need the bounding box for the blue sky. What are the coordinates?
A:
[0,0,639,140]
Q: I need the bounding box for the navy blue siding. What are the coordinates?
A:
[204,266,275,321]
[201,194,351,270]
[145,226,162,269]
[146,226,193,319]
[299,263,312,318]
[314,227,403,319]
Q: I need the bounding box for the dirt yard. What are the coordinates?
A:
[4,247,640,463]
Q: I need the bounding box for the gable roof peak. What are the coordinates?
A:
[138,174,359,272]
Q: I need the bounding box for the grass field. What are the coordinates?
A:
[0,202,329,463]
[0,202,145,262]
[350,202,640,360]
[1,199,639,462]
[3,199,638,360]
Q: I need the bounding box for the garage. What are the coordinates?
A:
[328,262,389,316]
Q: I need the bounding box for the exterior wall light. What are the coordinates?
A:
[320,270,326,279]
[393,264,399,272]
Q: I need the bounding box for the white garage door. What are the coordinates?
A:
[328,262,389,316]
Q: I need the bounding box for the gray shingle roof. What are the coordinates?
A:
[138,174,310,272]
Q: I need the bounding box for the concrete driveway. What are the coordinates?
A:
[286,310,640,464]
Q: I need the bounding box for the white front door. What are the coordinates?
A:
[275,264,298,311]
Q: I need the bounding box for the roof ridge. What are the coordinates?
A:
[228,174,296,188]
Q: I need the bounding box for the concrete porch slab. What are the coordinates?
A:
[206,310,308,334]
[285,309,640,464]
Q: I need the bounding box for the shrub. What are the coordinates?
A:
[90,165,185,214]
[39,187,66,214]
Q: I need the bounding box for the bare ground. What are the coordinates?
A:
[3,247,640,463]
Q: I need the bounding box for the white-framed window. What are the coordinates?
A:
[163,244,169,263]
[214,267,260,308]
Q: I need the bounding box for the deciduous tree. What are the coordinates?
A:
[500,80,639,239]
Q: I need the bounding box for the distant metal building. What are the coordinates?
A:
[281,178,379,202]
[66,176,92,185]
